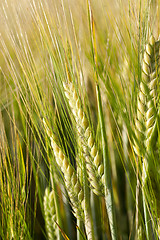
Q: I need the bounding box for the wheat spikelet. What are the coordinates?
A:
[134,36,160,156]
[43,188,58,240]
[63,81,104,196]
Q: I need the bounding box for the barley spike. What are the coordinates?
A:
[63,81,104,196]
[134,36,160,155]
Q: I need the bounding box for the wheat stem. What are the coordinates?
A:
[82,158,95,240]
[50,167,63,240]
[77,219,83,240]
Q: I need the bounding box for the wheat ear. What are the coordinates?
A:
[134,36,160,156]
[44,188,58,240]
[63,81,104,196]
[43,119,95,240]
[43,119,84,218]
[134,35,160,239]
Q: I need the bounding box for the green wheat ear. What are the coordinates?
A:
[44,188,58,240]
[133,35,160,238]
[43,119,95,240]
[63,80,104,196]
[43,118,85,219]
[134,35,160,156]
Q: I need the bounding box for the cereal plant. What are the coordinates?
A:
[0,0,160,239]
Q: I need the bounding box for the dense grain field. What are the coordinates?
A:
[0,0,160,239]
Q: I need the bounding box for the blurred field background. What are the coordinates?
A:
[0,0,160,239]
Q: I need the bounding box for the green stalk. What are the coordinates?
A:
[90,192,102,240]
[142,194,151,240]
[142,159,152,240]
[50,166,63,240]
[77,219,84,240]
[82,157,95,240]
[135,169,140,239]
[96,83,117,240]
[123,124,131,223]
